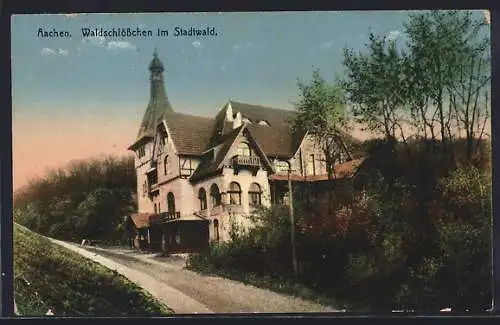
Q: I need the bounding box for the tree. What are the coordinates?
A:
[342,32,411,157]
[404,10,491,158]
[292,69,351,180]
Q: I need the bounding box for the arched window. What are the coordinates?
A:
[210,184,221,206]
[249,183,262,206]
[237,142,251,156]
[167,192,176,214]
[198,188,207,210]
[275,160,291,173]
[228,182,242,205]
[213,219,220,242]
[163,155,169,175]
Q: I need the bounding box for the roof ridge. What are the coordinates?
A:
[168,112,215,120]
[229,100,294,113]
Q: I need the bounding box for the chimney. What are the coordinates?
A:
[225,101,234,122]
[233,112,242,129]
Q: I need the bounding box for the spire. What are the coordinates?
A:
[132,51,174,147]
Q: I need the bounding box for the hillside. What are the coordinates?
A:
[13,223,172,316]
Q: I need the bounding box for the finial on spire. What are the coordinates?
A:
[149,48,164,71]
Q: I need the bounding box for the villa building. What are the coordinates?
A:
[126,51,363,253]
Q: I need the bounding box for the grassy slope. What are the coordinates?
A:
[14,224,173,316]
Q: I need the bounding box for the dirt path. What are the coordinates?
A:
[48,239,212,314]
[76,245,339,314]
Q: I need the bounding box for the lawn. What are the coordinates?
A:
[13,223,173,316]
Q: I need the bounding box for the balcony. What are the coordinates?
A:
[233,155,260,167]
[151,211,181,224]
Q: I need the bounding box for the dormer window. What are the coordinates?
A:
[258,120,270,126]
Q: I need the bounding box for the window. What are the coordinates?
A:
[198,188,207,210]
[138,146,146,158]
[307,154,316,176]
[154,203,158,214]
[160,133,168,147]
[237,142,251,157]
[180,158,194,177]
[158,202,161,213]
[143,181,147,196]
[275,160,291,173]
[213,219,220,242]
[167,192,176,214]
[249,183,262,206]
[163,155,169,175]
[228,182,242,205]
[210,184,221,206]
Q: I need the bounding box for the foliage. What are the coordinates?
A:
[342,33,409,141]
[13,155,136,242]
[342,10,490,160]
[13,224,172,316]
[292,69,353,178]
[188,137,491,312]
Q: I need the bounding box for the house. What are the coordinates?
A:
[127,51,363,253]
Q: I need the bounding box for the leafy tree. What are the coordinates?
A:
[292,69,352,180]
[342,33,409,148]
[403,10,490,157]
[14,155,137,242]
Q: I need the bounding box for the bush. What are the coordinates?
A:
[188,139,492,312]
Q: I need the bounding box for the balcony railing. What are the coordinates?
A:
[152,211,181,224]
[233,155,260,167]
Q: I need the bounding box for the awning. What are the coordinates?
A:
[130,213,153,229]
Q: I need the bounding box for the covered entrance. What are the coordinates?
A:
[151,212,210,254]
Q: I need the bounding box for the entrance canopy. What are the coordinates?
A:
[130,213,153,229]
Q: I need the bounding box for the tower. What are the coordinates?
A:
[130,50,174,149]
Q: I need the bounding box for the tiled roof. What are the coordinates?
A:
[212,100,302,158]
[190,126,243,182]
[130,213,153,229]
[165,113,216,155]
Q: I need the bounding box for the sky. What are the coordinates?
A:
[11,10,487,190]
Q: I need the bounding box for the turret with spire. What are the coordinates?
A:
[129,50,174,150]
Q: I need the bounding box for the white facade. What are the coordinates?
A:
[129,53,354,243]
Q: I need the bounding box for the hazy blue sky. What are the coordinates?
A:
[12,11,438,119]
[10,11,487,189]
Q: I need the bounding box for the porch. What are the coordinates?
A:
[128,212,209,254]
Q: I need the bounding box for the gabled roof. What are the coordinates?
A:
[190,124,275,183]
[211,100,303,158]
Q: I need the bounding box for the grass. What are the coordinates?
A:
[13,223,173,316]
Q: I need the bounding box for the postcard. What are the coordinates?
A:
[11,10,492,316]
